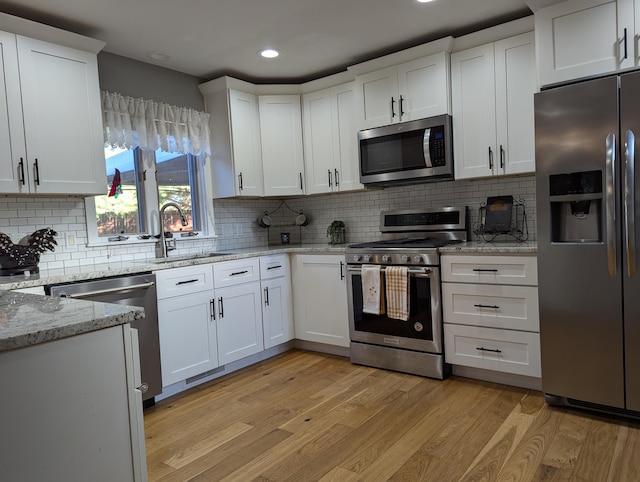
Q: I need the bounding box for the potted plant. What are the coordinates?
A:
[326,220,346,245]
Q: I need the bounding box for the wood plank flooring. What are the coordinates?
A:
[144,350,640,481]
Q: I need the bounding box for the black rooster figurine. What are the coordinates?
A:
[0,228,58,275]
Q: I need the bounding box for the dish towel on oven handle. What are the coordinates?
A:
[385,266,410,321]
[362,265,385,315]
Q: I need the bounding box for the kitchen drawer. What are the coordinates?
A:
[441,255,537,286]
[155,264,214,299]
[214,258,260,288]
[444,323,541,377]
[260,254,289,280]
[442,283,539,332]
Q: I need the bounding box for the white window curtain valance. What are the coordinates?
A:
[101,91,211,156]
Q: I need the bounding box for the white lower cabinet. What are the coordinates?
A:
[0,324,146,481]
[292,254,349,347]
[216,282,264,365]
[260,254,293,349]
[442,254,541,378]
[157,290,218,386]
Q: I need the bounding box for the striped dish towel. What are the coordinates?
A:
[385,266,410,321]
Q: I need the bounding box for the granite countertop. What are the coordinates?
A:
[439,241,537,254]
[0,290,144,353]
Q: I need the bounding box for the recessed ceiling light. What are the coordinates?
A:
[417,0,435,3]
[146,51,170,61]
[260,49,280,59]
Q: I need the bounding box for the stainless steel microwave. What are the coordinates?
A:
[358,114,453,186]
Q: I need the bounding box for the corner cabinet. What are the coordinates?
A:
[291,254,350,348]
[0,32,106,195]
[452,32,536,180]
[535,0,634,86]
[354,51,451,130]
[0,324,147,481]
[259,95,306,196]
[302,82,363,194]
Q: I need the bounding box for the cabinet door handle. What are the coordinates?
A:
[473,268,498,272]
[218,297,224,318]
[399,95,405,118]
[328,169,332,187]
[474,304,500,310]
[476,346,502,354]
[230,270,248,276]
[238,172,243,191]
[334,169,339,187]
[624,27,629,60]
[176,279,199,285]
[488,147,493,170]
[500,145,505,169]
[299,172,303,191]
[18,158,25,185]
[34,158,40,185]
[210,299,216,320]
[264,286,269,306]
[391,97,396,118]
[340,261,345,280]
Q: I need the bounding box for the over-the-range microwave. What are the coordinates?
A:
[358,114,453,186]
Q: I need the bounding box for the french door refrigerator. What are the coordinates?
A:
[535,71,640,416]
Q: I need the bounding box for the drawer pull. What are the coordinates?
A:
[176,279,199,285]
[476,347,502,353]
[230,270,249,276]
[266,265,282,270]
[474,304,500,309]
[473,268,498,272]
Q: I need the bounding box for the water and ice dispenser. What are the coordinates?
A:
[549,170,602,243]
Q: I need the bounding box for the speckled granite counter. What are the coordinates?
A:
[0,244,347,291]
[439,241,537,254]
[0,290,144,352]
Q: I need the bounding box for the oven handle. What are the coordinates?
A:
[347,266,432,275]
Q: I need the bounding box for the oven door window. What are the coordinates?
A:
[351,272,434,341]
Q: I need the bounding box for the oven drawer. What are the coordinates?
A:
[441,255,537,286]
[442,283,539,332]
[155,264,214,299]
[444,324,541,377]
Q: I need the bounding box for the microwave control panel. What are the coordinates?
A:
[427,126,446,166]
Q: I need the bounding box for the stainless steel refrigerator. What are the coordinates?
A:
[535,71,640,416]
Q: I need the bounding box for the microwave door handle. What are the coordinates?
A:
[423,128,432,168]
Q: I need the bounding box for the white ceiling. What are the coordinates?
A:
[2,0,532,82]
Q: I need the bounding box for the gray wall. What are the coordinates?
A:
[97,52,205,110]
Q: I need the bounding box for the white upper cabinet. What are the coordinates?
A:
[202,84,264,198]
[259,95,305,196]
[535,0,634,86]
[0,32,106,195]
[302,82,363,195]
[452,32,536,180]
[354,52,451,130]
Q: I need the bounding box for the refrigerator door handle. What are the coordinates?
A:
[625,130,636,278]
[606,132,617,278]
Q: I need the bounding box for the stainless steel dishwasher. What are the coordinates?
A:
[45,272,161,407]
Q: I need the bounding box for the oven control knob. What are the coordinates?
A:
[352,254,361,262]
[401,255,410,263]
[413,255,423,264]
[381,255,391,263]
[363,255,372,263]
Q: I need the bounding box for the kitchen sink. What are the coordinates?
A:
[148,252,232,264]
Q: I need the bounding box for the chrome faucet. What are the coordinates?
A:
[156,202,188,259]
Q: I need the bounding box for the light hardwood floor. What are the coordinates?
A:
[144,349,640,481]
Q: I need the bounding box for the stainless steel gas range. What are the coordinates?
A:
[345,206,467,379]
